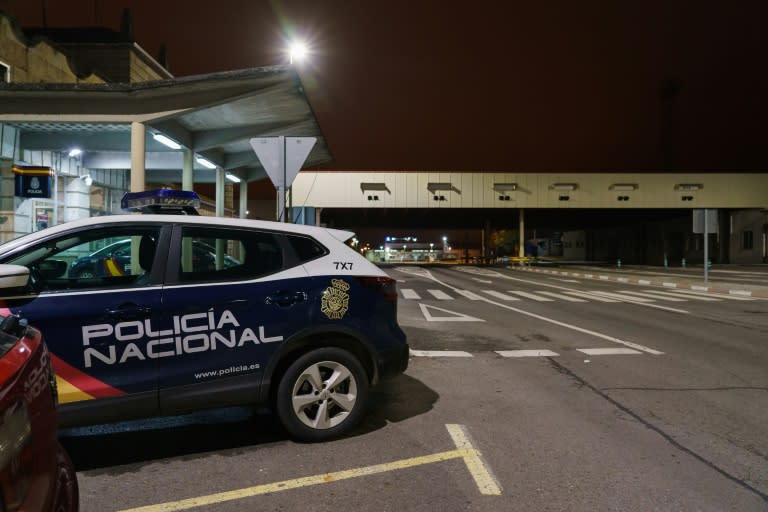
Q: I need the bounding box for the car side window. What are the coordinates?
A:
[176,227,283,283]
[2,226,162,291]
[286,234,328,263]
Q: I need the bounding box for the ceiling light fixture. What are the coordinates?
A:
[153,133,181,150]
[195,156,217,169]
[225,173,241,183]
[68,148,82,157]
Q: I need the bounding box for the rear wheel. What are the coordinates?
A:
[276,347,369,441]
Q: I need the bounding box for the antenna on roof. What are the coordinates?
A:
[120,8,134,42]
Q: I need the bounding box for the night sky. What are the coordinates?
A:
[2,0,767,173]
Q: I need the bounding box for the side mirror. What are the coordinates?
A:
[0,264,30,292]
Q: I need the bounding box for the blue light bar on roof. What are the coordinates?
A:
[121,189,201,213]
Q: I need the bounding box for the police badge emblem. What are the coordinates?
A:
[321,279,350,319]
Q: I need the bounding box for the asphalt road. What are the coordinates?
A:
[62,265,768,511]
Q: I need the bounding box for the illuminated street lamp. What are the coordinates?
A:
[288,40,309,65]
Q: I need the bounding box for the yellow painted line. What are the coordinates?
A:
[446,424,503,495]
[119,424,501,512]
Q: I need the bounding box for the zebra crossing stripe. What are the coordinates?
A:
[455,289,484,300]
[587,291,654,302]
[401,289,421,300]
[428,289,454,300]
[507,291,554,302]
[616,290,687,302]
[640,289,719,301]
[562,291,619,302]
[481,290,520,301]
[536,291,587,302]
[671,289,754,301]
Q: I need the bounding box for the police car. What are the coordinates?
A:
[0,190,409,441]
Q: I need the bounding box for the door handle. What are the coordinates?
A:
[105,303,152,320]
[265,291,307,307]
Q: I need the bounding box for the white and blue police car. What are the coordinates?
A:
[0,190,408,441]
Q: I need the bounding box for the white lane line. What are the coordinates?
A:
[410,350,473,357]
[401,289,421,300]
[472,278,493,284]
[617,290,687,302]
[638,280,652,285]
[481,290,520,301]
[508,291,555,302]
[588,291,655,303]
[428,289,454,300]
[729,290,754,297]
[578,348,643,355]
[420,272,664,355]
[671,289,755,301]
[537,291,587,302]
[496,350,559,357]
[640,289,719,301]
[563,291,620,303]
[550,278,580,283]
[455,289,484,300]
[663,282,678,288]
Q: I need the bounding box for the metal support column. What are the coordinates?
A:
[518,208,525,260]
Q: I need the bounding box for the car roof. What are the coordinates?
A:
[0,215,355,253]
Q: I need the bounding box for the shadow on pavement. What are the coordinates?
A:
[59,374,438,470]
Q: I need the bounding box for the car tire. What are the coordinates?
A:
[276,347,369,442]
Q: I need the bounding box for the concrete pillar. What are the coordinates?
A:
[518,208,525,259]
[215,167,224,217]
[239,182,248,219]
[130,122,146,192]
[182,149,193,191]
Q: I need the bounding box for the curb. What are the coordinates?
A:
[509,266,768,299]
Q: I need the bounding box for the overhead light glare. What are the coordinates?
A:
[153,133,181,150]
[68,148,82,157]
[225,173,241,183]
[609,183,638,191]
[195,156,216,169]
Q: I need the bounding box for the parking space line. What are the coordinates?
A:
[446,424,503,496]
[118,424,500,512]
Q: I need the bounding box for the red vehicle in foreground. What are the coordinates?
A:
[0,301,78,512]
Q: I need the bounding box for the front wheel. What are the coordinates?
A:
[276,347,369,442]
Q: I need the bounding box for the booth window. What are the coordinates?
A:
[0,62,9,83]
[741,230,754,250]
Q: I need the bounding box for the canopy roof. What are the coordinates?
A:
[0,66,331,183]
